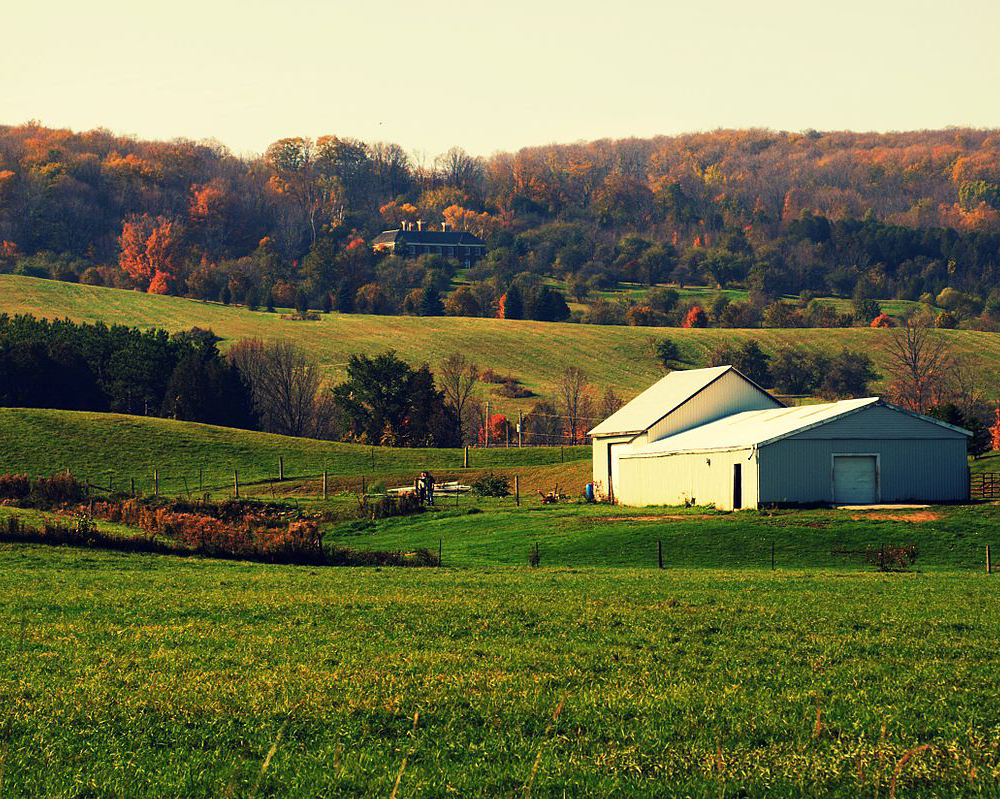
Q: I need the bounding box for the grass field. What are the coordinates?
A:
[0,408,588,498]
[3,545,1000,797]
[3,274,999,409]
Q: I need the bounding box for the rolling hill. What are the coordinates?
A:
[4,274,1000,409]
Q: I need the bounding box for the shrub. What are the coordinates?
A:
[471,473,511,497]
[866,543,917,572]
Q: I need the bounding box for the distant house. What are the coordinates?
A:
[372,221,486,267]
[589,365,971,508]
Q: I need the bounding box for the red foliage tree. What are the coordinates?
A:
[477,413,509,447]
[118,214,182,294]
[870,313,894,328]
[682,305,708,328]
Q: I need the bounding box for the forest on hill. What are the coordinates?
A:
[2,123,1000,328]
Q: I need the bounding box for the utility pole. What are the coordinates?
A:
[485,400,491,448]
[518,409,523,448]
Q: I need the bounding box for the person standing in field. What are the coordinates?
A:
[425,471,435,506]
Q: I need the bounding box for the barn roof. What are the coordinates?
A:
[587,365,777,437]
[620,397,970,458]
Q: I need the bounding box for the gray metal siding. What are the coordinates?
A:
[591,435,634,499]
[789,405,967,440]
[758,438,968,504]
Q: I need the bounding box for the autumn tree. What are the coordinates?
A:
[228,339,331,438]
[438,353,479,442]
[560,366,595,443]
[118,215,182,294]
[883,322,953,412]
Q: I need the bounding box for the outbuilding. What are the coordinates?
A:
[590,366,971,509]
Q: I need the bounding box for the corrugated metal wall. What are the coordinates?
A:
[758,438,968,504]
[617,448,758,509]
[646,369,780,442]
[791,405,966,440]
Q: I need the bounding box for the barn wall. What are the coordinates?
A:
[758,438,968,504]
[591,435,635,500]
[791,405,968,440]
[646,370,780,443]
[616,448,758,509]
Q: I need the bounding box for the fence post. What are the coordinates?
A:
[323,470,328,500]
[153,469,159,497]
[658,539,663,569]
[988,544,992,575]
[515,475,520,507]
[518,410,523,448]
[485,400,491,447]
[561,446,564,463]
[233,470,239,499]
[130,476,135,497]
[464,446,469,469]
[279,456,284,481]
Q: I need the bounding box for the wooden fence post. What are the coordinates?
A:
[233,470,239,498]
[464,446,469,469]
[515,475,520,507]
[322,470,328,500]
[518,410,523,448]
[988,544,992,575]
[658,539,663,569]
[130,477,135,497]
[279,456,284,481]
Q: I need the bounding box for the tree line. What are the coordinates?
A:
[4,125,1000,330]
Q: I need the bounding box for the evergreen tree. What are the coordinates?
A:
[334,279,354,313]
[503,284,524,319]
[419,285,443,316]
[219,285,231,305]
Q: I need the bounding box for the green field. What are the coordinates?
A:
[2,409,1000,795]
[3,545,1000,797]
[0,408,588,498]
[3,275,999,408]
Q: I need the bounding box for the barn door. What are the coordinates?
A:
[733,464,742,509]
[833,455,878,504]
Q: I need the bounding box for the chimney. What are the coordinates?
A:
[416,220,423,232]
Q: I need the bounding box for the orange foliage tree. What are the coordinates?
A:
[870,313,894,328]
[118,215,182,294]
[682,306,708,328]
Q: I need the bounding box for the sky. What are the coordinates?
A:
[3,0,999,158]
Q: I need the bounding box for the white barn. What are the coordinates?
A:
[589,366,971,509]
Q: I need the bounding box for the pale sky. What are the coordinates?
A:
[4,0,999,158]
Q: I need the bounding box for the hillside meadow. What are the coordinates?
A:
[4,275,1000,409]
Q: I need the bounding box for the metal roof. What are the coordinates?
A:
[619,397,970,458]
[588,365,764,437]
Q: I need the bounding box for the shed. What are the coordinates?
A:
[587,365,783,501]
[613,396,971,509]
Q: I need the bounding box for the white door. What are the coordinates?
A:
[833,455,877,504]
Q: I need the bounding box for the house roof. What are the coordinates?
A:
[587,365,778,437]
[619,397,971,459]
[372,229,484,246]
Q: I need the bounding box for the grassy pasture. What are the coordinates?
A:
[2,545,1000,797]
[3,274,999,408]
[0,407,587,498]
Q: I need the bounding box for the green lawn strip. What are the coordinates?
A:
[324,502,1000,571]
[1,547,999,797]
